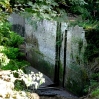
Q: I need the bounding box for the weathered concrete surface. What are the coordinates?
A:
[25,19,57,65]
[8,13,25,37]
[25,19,58,80]
[66,25,87,67]
[24,18,68,82]
[9,13,87,94]
[64,26,87,95]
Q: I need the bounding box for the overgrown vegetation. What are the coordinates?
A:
[82,30,99,98]
[66,1,99,97]
[0,0,45,98]
[9,0,99,98]
[1,0,99,98]
[0,21,28,69]
[66,27,99,97]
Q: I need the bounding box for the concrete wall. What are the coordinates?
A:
[66,25,87,67]
[8,13,25,37]
[25,18,57,80]
[25,18,57,64]
[9,13,87,88]
[65,26,87,95]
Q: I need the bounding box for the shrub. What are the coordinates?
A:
[1,60,30,71]
[91,88,99,98]
[13,69,45,90]
[8,31,24,47]
[0,53,10,67]
[1,47,19,59]
[0,22,24,47]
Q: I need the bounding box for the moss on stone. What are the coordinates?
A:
[59,61,64,84]
[28,48,54,80]
[32,48,44,57]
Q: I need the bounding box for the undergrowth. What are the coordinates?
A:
[68,18,99,98]
[0,21,45,98]
[69,19,99,32]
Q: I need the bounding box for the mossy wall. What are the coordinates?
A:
[65,28,99,96]
[26,46,55,80]
[25,19,57,81]
[25,18,68,82]
[9,13,89,96]
[64,26,87,96]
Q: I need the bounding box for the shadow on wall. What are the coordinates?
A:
[12,24,25,37]
[25,34,39,48]
[25,34,39,64]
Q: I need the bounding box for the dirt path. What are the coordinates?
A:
[40,96,78,99]
[25,66,78,99]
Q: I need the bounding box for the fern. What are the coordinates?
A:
[8,32,24,47]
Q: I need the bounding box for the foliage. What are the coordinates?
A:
[0,69,45,98]
[26,0,58,19]
[84,0,99,20]
[13,69,45,90]
[83,72,99,98]
[64,0,99,20]
[14,80,25,91]
[66,0,87,12]
[9,0,91,20]
[0,22,10,45]
[70,20,99,31]
[0,21,28,71]
[1,47,19,59]
[66,63,89,96]
[8,31,24,47]
[0,22,45,95]
[5,47,25,60]
[1,0,99,98]
[0,46,9,66]
[0,0,45,93]
[84,30,99,61]
[91,87,99,98]
[0,0,10,9]
[2,0,98,22]
[0,0,11,22]
[1,0,99,21]
[10,0,60,20]
[1,60,29,71]
[0,52,10,66]
[0,22,24,47]
[68,0,86,5]
[0,46,29,70]
[82,28,99,98]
